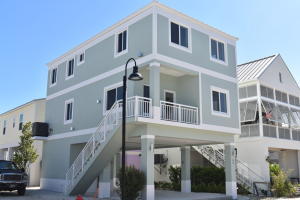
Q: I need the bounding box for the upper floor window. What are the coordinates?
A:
[19,114,23,131]
[64,99,74,124]
[211,87,230,117]
[105,85,123,111]
[50,68,57,86]
[115,30,127,56]
[210,38,226,64]
[279,72,282,83]
[12,118,15,128]
[77,52,85,66]
[275,90,288,103]
[170,22,189,48]
[260,85,274,99]
[3,120,6,135]
[239,85,257,99]
[66,58,74,79]
[289,95,300,107]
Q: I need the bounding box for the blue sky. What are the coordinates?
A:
[1,0,300,113]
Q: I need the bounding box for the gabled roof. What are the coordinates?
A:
[0,98,45,116]
[237,54,277,83]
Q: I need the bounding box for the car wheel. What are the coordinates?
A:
[17,187,26,196]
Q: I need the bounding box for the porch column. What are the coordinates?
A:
[0,149,4,160]
[224,143,237,200]
[141,135,155,200]
[98,162,111,198]
[112,153,121,188]
[149,62,160,120]
[181,146,191,193]
[7,147,14,160]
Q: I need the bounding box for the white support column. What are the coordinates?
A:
[141,135,155,200]
[149,62,160,120]
[7,147,14,161]
[256,82,264,137]
[181,146,191,193]
[98,162,112,199]
[224,143,237,200]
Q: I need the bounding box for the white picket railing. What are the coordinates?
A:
[194,145,266,195]
[160,101,199,124]
[65,96,152,194]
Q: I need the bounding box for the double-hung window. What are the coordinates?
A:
[64,99,74,124]
[115,30,127,56]
[66,58,74,79]
[3,120,6,135]
[170,22,189,50]
[19,114,23,131]
[50,68,57,86]
[211,87,229,117]
[77,52,85,66]
[210,38,226,63]
[105,86,123,111]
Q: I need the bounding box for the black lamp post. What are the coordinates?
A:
[121,58,143,200]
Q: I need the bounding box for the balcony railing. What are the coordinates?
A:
[160,101,199,125]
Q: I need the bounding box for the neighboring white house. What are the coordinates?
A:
[237,54,300,184]
[0,98,46,186]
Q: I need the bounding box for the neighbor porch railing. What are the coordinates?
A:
[160,101,199,124]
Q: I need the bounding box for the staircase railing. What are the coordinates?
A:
[65,96,152,193]
[194,145,266,195]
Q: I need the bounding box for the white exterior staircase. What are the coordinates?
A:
[65,97,152,195]
[194,145,268,195]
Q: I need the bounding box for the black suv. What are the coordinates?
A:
[0,160,28,195]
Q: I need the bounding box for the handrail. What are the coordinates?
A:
[160,101,199,125]
[194,144,267,194]
[65,96,152,194]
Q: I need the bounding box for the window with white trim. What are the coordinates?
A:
[275,90,288,103]
[170,22,189,48]
[210,39,226,62]
[3,120,6,135]
[64,99,74,124]
[260,85,274,99]
[50,68,57,86]
[13,118,15,128]
[289,95,300,107]
[19,114,23,130]
[105,86,123,111]
[211,88,229,116]
[66,58,74,79]
[77,52,85,65]
[116,30,127,55]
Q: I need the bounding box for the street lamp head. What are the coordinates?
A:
[128,66,143,81]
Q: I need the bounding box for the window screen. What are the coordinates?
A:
[260,85,274,99]
[240,101,258,122]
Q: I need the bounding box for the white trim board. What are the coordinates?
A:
[47,54,154,100]
[47,53,237,101]
[0,142,19,149]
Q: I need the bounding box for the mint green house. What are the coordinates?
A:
[41,1,239,199]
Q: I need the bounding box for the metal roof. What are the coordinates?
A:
[237,55,277,83]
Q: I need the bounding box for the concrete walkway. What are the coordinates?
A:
[0,187,251,200]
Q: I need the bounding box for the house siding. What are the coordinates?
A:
[157,14,237,78]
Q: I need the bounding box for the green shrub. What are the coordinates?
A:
[269,164,296,197]
[117,166,146,200]
[168,166,181,191]
[155,181,173,190]
[191,166,225,186]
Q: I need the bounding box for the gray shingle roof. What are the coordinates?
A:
[237,55,277,83]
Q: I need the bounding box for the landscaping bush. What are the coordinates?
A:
[117,166,146,200]
[168,166,181,191]
[155,181,173,190]
[269,164,296,197]
[191,166,225,186]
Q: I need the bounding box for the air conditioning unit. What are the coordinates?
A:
[32,122,49,137]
